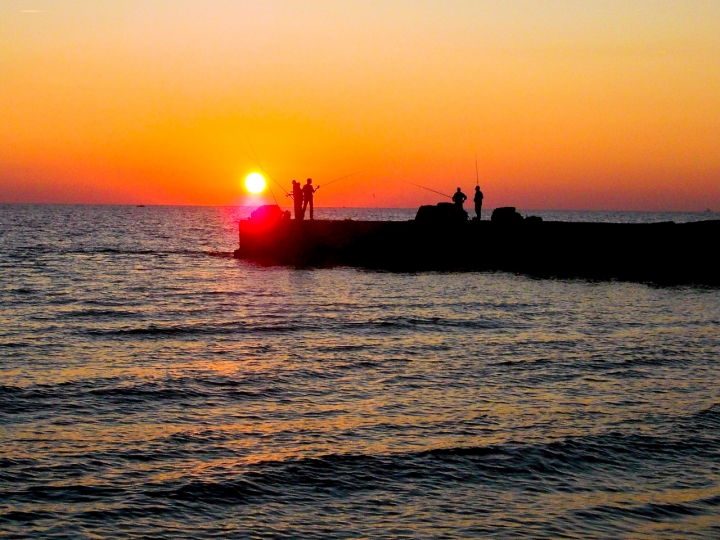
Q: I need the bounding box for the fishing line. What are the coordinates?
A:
[247,139,262,171]
[239,147,290,196]
[258,165,289,197]
[317,171,362,190]
[475,154,479,187]
[403,180,452,199]
[248,144,289,196]
[267,184,279,206]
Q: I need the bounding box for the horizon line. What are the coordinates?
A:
[0,202,715,214]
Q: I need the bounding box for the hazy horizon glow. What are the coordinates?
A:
[2,0,719,210]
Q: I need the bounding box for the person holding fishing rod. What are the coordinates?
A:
[298,172,359,220]
[403,180,472,222]
[473,155,483,220]
[289,180,304,220]
[302,178,318,220]
[452,187,467,209]
[474,185,484,220]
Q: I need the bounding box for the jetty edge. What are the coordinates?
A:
[233,205,720,285]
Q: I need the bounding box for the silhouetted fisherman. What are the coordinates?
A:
[474,185,484,220]
[291,180,304,220]
[452,187,467,208]
[302,178,318,220]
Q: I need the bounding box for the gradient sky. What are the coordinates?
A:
[2,0,719,209]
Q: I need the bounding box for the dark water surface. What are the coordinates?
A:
[1,205,719,538]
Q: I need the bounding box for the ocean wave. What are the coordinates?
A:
[5,246,207,257]
[110,432,717,506]
[206,251,234,258]
[63,308,141,319]
[84,322,316,337]
[0,378,281,415]
[574,497,717,522]
[7,314,562,342]
[2,429,718,539]
[685,403,720,431]
[0,510,58,524]
[369,316,512,330]
[70,314,531,338]
[58,248,204,256]
[162,478,275,503]
[0,341,30,348]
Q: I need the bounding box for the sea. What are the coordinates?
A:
[1,204,719,539]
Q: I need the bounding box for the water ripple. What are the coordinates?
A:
[1,205,719,538]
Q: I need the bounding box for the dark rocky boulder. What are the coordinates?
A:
[491,206,524,224]
[415,202,468,223]
[250,204,284,222]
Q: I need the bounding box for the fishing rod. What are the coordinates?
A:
[268,184,279,205]
[403,180,452,199]
[316,171,362,191]
[239,146,291,197]
[475,154,479,187]
[283,171,362,199]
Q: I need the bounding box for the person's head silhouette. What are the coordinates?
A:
[457,187,461,192]
[306,178,312,185]
[475,186,480,191]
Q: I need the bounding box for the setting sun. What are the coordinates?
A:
[245,173,266,194]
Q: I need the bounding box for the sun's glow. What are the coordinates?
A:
[245,173,266,194]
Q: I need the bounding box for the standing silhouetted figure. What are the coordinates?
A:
[474,186,484,220]
[291,180,304,220]
[452,187,467,208]
[302,178,317,220]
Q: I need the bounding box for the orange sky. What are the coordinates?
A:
[2,0,719,210]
